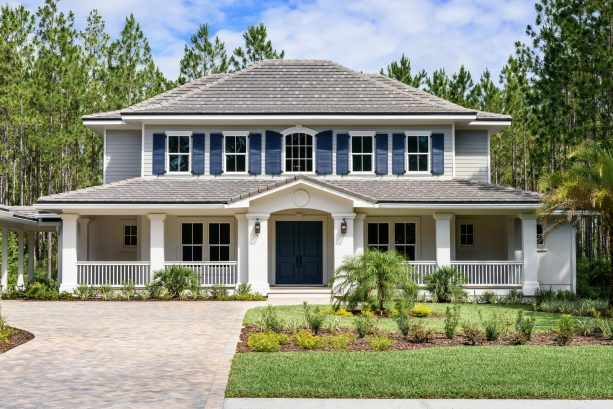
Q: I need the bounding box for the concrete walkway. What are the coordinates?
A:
[0,300,256,409]
[224,399,613,409]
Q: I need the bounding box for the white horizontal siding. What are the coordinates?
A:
[455,130,488,182]
[105,130,141,183]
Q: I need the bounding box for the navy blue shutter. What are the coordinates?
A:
[392,133,405,175]
[210,133,223,175]
[191,133,205,175]
[315,130,333,175]
[375,133,388,175]
[265,130,282,175]
[248,133,261,175]
[431,133,444,175]
[336,133,349,175]
[152,133,166,175]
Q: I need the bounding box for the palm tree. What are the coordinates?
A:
[332,249,416,313]
[538,141,613,307]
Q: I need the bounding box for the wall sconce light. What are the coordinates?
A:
[254,219,261,234]
[340,218,347,234]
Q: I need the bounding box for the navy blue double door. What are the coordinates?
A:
[276,221,323,285]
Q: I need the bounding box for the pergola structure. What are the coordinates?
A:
[0,206,61,291]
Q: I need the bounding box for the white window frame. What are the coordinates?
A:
[458,223,475,248]
[122,224,138,248]
[405,130,431,174]
[166,131,192,174]
[365,217,421,259]
[176,217,235,262]
[349,131,375,174]
[281,126,316,174]
[222,131,249,174]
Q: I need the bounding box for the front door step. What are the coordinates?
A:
[267,286,332,299]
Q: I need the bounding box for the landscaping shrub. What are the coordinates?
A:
[332,249,417,313]
[255,305,283,333]
[335,307,353,317]
[534,287,557,304]
[424,266,465,303]
[536,297,606,316]
[247,332,288,352]
[555,315,575,345]
[321,334,355,350]
[597,319,613,339]
[294,330,321,350]
[367,336,394,351]
[158,287,171,300]
[576,257,610,300]
[303,302,326,334]
[479,290,499,304]
[575,319,596,336]
[210,284,228,300]
[0,307,13,344]
[229,293,266,301]
[395,314,410,338]
[74,284,94,300]
[409,320,433,343]
[462,320,485,345]
[480,312,504,341]
[235,282,252,296]
[444,305,461,339]
[24,281,58,300]
[503,289,524,304]
[284,319,302,335]
[513,310,536,344]
[99,285,114,301]
[120,281,136,300]
[138,290,150,301]
[354,316,376,338]
[411,304,433,317]
[149,266,199,298]
[326,316,341,334]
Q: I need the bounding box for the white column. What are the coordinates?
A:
[332,213,355,273]
[77,218,90,261]
[353,214,365,254]
[59,214,79,292]
[235,214,248,285]
[434,214,453,267]
[27,231,36,283]
[1,227,8,291]
[17,230,25,288]
[56,225,63,286]
[148,214,166,276]
[520,214,539,295]
[246,213,270,295]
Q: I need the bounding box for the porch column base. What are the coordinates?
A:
[522,281,540,296]
[59,283,78,293]
[249,282,270,296]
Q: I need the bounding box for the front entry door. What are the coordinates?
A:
[276,221,323,285]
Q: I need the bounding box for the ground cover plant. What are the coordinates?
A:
[0,307,34,354]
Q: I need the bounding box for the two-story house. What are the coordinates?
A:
[35,59,576,296]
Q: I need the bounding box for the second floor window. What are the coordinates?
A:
[407,135,429,172]
[225,135,247,172]
[351,135,373,172]
[285,133,313,172]
[168,134,190,172]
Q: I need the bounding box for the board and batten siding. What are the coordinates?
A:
[454,130,489,182]
[143,125,453,177]
[105,130,142,183]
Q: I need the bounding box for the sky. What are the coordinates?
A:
[13,0,537,82]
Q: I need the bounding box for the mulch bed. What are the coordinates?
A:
[236,325,613,353]
[0,327,35,354]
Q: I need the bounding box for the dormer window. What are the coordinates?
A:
[285,132,313,172]
[406,133,430,172]
[167,132,191,173]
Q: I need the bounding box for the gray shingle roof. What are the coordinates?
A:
[83,60,509,119]
[36,176,541,205]
[0,205,59,221]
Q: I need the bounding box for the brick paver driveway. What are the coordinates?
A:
[0,300,256,409]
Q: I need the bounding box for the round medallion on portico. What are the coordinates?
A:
[292,189,310,207]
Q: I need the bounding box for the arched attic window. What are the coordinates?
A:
[281,126,317,172]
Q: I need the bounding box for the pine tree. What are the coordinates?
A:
[231,23,284,70]
[380,54,426,88]
[179,23,228,83]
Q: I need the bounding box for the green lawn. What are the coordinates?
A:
[227,346,613,399]
[244,303,564,332]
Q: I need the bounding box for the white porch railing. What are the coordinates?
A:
[76,261,151,287]
[164,262,238,286]
[406,261,438,285]
[450,261,523,286]
[406,261,523,287]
